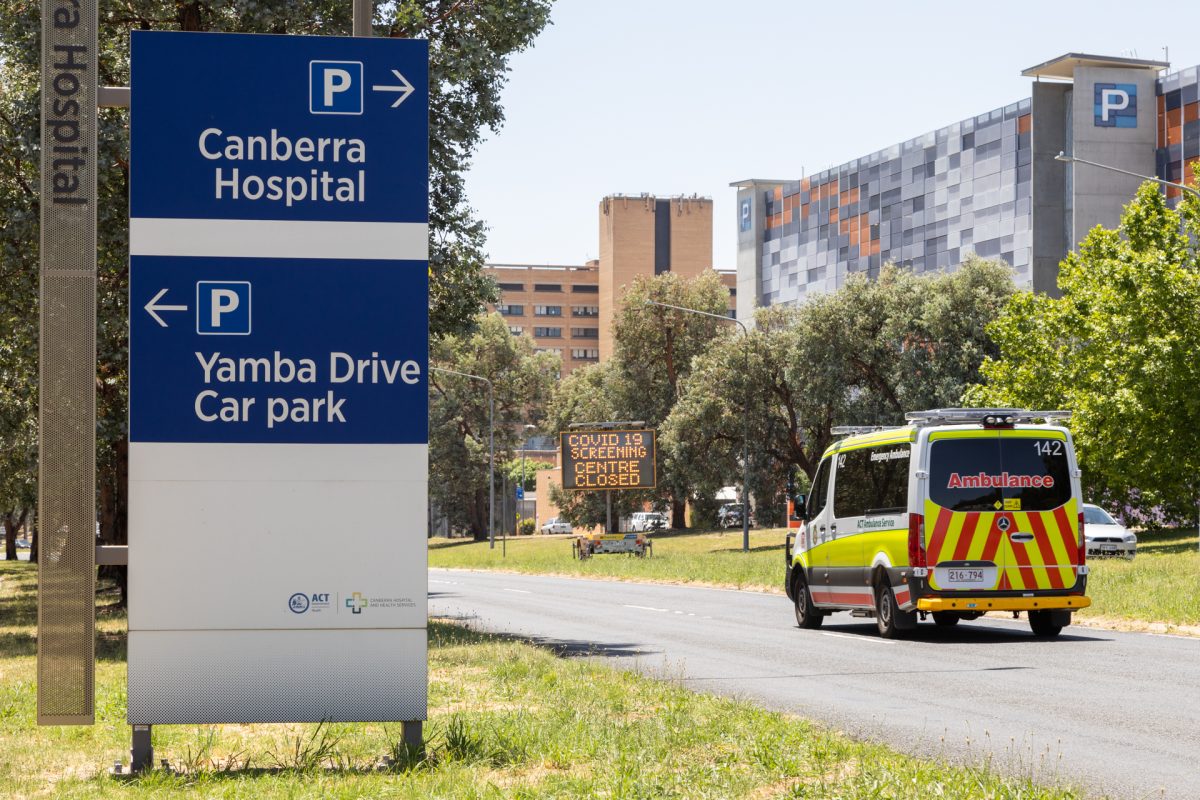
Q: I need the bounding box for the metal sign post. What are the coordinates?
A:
[126,30,429,757]
[37,0,98,726]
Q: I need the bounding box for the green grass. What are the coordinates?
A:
[430,529,785,591]
[0,560,1091,798]
[1080,527,1200,627]
[430,526,1200,630]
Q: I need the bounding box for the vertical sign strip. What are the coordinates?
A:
[37,0,98,725]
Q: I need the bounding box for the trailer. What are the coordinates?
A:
[573,532,653,559]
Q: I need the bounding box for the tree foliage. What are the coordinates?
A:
[429,314,559,538]
[544,271,731,528]
[664,259,1015,512]
[0,1,552,550]
[966,181,1200,522]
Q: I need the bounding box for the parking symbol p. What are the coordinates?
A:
[310,61,363,115]
[197,281,252,335]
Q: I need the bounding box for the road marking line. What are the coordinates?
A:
[820,631,897,645]
[429,580,458,585]
[624,604,669,612]
[502,588,532,594]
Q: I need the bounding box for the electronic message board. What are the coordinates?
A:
[561,430,656,490]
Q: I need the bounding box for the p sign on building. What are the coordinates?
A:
[128,31,428,726]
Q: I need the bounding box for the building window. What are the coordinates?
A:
[570,348,600,361]
[498,282,524,291]
[571,284,599,294]
[534,305,562,316]
[571,305,599,317]
[533,283,562,292]
[508,325,523,335]
[533,326,562,338]
[571,327,599,339]
[496,304,524,316]
[727,309,737,319]
[537,347,563,356]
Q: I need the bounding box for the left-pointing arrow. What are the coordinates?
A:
[145,288,188,327]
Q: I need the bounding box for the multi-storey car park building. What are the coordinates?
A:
[485,194,736,376]
[733,54,1200,321]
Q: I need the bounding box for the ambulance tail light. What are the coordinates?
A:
[1077,512,1087,566]
[908,513,926,568]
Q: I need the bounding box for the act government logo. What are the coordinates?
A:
[289,592,332,614]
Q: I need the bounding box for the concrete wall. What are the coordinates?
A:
[1070,67,1159,248]
[734,186,767,326]
[1030,82,1070,295]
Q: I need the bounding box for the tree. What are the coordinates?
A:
[664,259,1015,507]
[966,180,1200,522]
[502,457,552,491]
[543,359,645,529]
[0,2,553,573]
[429,314,559,538]
[542,271,732,529]
[611,271,732,527]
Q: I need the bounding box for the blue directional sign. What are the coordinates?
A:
[516,486,525,501]
[129,31,428,444]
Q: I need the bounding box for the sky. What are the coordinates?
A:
[463,0,1200,269]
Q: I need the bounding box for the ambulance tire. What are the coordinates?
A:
[792,573,823,629]
[1028,610,1065,638]
[874,580,917,639]
[932,612,960,627]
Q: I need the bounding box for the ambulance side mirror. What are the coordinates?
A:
[793,494,807,521]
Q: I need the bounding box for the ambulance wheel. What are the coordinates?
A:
[932,612,960,627]
[1028,610,1064,638]
[793,573,823,629]
[874,581,916,639]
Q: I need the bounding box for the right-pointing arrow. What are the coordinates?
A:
[145,288,188,327]
[371,69,415,108]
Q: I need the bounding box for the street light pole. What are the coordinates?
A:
[1054,152,1200,199]
[431,367,494,548]
[644,299,752,553]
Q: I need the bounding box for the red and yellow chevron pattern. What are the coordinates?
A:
[924,499,1081,591]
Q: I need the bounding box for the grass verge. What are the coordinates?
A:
[0,560,1089,798]
[429,527,1200,631]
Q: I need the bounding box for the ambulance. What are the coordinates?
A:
[784,408,1090,638]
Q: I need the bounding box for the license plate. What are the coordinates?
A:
[1101,545,1117,553]
[934,565,997,590]
[948,569,984,583]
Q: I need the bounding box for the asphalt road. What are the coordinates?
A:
[430,568,1200,800]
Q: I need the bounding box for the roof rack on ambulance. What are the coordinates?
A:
[829,425,895,436]
[904,408,1072,427]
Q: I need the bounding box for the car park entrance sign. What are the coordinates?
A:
[128,31,428,725]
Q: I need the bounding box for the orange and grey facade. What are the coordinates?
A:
[486,194,735,375]
[735,53,1200,320]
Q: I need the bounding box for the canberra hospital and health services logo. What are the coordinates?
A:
[345,591,416,613]
[1094,83,1137,128]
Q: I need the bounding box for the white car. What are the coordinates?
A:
[1083,503,1137,559]
[540,518,572,535]
[629,512,667,532]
